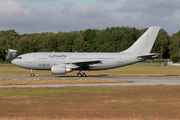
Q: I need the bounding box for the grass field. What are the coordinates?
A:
[1,64,180,76]
[1,86,180,120]
[1,64,180,120]
[0,79,131,85]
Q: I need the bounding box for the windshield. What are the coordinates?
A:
[17,57,22,59]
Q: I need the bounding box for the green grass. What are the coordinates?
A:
[0,87,133,96]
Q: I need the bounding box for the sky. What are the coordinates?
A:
[0,0,180,35]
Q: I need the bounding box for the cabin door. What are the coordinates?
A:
[118,54,123,63]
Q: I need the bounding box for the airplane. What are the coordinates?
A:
[11,26,161,77]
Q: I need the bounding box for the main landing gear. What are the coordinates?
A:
[77,68,86,77]
[30,69,35,77]
[77,72,86,77]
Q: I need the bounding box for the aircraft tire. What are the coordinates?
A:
[77,73,82,77]
[82,73,86,77]
[31,73,35,77]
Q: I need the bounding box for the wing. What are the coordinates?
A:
[67,60,102,68]
[66,60,101,64]
[54,60,102,69]
[137,53,159,60]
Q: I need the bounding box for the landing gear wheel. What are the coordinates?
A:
[77,72,86,77]
[82,73,86,77]
[31,73,35,77]
[30,69,35,77]
[77,73,82,77]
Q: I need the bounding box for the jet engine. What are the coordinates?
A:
[51,65,72,74]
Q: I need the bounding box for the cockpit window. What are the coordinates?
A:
[17,57,22,59]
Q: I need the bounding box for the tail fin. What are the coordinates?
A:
[122,26,161,53]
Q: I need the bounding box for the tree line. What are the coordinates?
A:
[0,26,180,62]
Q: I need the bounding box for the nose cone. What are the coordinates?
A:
[11,59,15,65]
[11,59,19,66]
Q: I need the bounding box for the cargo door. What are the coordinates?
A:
[27,55,32,63]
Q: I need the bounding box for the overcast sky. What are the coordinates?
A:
[0,0,180,35]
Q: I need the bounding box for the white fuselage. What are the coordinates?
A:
[12,52,140,70]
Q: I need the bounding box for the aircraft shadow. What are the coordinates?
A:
[55,75,108,77]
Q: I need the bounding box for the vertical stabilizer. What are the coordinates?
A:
[122,26,161,53]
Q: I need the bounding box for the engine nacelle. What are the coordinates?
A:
[51,65,72,74]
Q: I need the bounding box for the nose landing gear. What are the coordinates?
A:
[30,69,35,77]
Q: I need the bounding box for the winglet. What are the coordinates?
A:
[122,26,161,53]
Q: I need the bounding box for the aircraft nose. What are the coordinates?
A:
[11,59,16,65]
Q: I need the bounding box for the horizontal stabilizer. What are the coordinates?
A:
[137,53,160,60]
